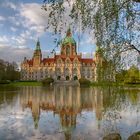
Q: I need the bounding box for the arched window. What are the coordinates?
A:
[57,59,61,64]
[87,68,91,78]
[45,69,48,77]
[40,69,43,78]
[74,59,78,66]
[57,59,62,67]
[73,68,78,75]
[49,69,53,77]
[56,68,61,76]
[65,68,70,75]
[66,59,70,66]
[73,68,78,80]
[66,59,70,63]
[83,68,87,78]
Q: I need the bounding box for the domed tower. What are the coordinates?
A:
[33,39,42,66]
[60,28,77,56]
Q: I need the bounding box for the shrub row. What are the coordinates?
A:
[0,80,10,84]
[42,77,54,85]
[79,78,91,86]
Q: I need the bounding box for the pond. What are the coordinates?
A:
[0,85,140,140]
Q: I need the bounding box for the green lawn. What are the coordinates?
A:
[91,82,140,87]
[10,81,42,86]
[0,81,140,87]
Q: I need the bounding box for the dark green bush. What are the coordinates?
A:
[79,78,91,86]
[42,77,54,85]
[19,80,37,82]
[0,80,10,84]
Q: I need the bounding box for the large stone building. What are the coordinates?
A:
[21,28,102,81]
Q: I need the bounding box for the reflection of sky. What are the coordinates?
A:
[0,86,140,140]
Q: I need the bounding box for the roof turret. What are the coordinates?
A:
[61,28,76,46]
[35,38,41,50]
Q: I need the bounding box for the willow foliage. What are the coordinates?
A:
[42,0,140,72]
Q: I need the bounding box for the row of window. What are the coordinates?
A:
[22,70,94,75]
[36,62,94,66]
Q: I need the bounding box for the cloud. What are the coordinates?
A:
[1,1,79,50]
[4,1,17,10]
[10,27,17,32]
[85,37,96,45]
[11,37,27,46]
[18,3,48,36]
[0,16,5,21]
[0,44,50,64]
[11,32,35,48]
[0,35,9,45]
[81,34,96,45]
[18,2,75,35]
[8,16,21,26]
[5,3,48,46]
[19,3,48,26]
[0,1,96,64]
[0,45,33,62]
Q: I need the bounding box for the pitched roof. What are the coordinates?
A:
[55,55,81,62]
[27,59,33,66]
[42,58,55,64]
[25,56,94,66]
[81,58,94,63]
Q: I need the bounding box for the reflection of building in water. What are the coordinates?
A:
[20,86,103,139]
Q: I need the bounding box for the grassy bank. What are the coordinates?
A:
[0,80,139,87]
[10,81,42,86]
[91,82,140,87]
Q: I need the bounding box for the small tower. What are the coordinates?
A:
[60,27,77,56]
[33,39,42,66]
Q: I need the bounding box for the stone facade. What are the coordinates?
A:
[21,29,101,81]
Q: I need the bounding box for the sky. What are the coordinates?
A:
[0,0,96,64]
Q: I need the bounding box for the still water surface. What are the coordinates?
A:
[0,85,140,140]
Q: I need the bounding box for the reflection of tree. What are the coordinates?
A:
[102,87,125,111]
[127,89,139,105]
[0,87,18,105]
[102,86,140,112]
[101,86,140,137]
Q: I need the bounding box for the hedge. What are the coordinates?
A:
[42,77,54,85]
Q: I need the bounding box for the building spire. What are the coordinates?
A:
[36,38,41,50]
[66,26,72,37]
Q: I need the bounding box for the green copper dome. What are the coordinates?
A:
[61,28,76,46]
[61,36,76,46]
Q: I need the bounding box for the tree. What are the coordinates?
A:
[42,0,140,66]
[0,59,6,80]
[0,59,20,82]
[124,65,140,83]
[116,69,127,82]
[41,0,140,83]
[115,65,140,84]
